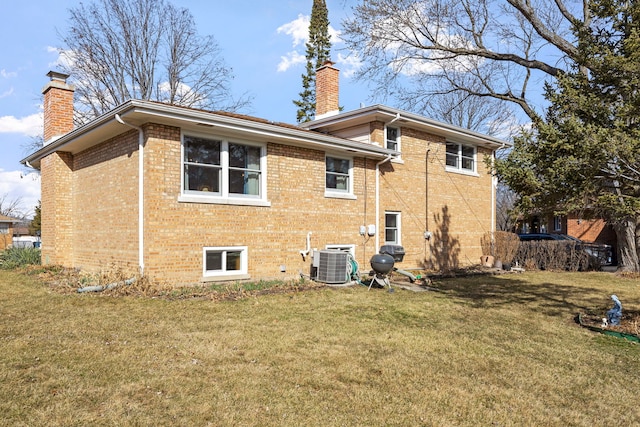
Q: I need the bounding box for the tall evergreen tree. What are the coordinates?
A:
[29,201,41,236]
[496,0,640,271]
[293,0,332,123]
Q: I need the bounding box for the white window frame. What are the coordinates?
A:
[202,246,249,280]
[445,142,478,175]
[0,223,8,234]
[325,154,355,199]
[385,125,400,151]
[385,125,403,163]
[325,244,356,258]
[553,215,563,232]
[384,211,401,245]
[179,132,269,207]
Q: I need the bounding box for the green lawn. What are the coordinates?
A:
[1,269,639,426]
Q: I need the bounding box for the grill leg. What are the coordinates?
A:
[368,274,392,291]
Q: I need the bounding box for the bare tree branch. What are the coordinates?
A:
[342,0,591,121]
[59,0,251,125]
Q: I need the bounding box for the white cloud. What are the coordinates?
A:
[0,113,43,138]
[276,15,343,72]
[277,51,306,72]
[336,53,362,78]
[0,69,17,79]
[52,46,73,70]
[277,14,310,47]
[0,88,14,99]
[0,170,40,217]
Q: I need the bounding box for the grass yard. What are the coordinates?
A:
[1,269,639,426]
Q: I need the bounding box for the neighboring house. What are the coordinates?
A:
[22,65,506,285]
[0,214,17,250]
[519,213,617,260]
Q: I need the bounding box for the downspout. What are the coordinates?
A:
[376,113,401,251]
[492,150,497,236]
[492,142,506,237]
[115,114,145,275]
[376,155,394,252]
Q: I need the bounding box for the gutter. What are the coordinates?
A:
[304,104,508,149]
[22,100,396,168]
[115,114,145,275]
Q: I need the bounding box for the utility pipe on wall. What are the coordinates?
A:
[375,155,394,252]
[115,114,145,274]
[491,150,497,236]
[299,231,313,261]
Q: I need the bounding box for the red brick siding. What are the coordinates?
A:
[315,63,339,117]
[42,83,74,142]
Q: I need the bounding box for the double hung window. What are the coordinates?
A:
[325,155,353,197]
[182,134,266,203]
[553,215,563,232]
[446,143,476,173]
[385,212,401,245]
[386,126,400,151]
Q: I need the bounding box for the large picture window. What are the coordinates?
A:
[446,143,476,173]
[182,134,266,204]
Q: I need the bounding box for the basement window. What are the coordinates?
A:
[325,244,356,258]
[203,246,249,280]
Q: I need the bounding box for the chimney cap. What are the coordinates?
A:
[47,71,70,83]
[317,60,336,70]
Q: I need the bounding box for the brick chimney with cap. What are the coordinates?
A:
[315,60,339,119]
[39,71,75,266]
[42,71,75,144]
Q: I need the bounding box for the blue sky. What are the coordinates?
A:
[0,0,370,217]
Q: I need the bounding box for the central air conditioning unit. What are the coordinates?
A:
[312,250,349,284]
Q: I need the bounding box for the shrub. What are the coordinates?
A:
[513,241,590,271]
[481,231,521,265]
[0,247,42,270]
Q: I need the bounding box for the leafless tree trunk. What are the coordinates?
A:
[59,0,250,125]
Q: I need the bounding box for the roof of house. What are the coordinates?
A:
[0,214,18,223]
[22,100,401,169]
[301,104,510,150]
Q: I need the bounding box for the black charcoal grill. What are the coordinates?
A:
[368,253,395,291]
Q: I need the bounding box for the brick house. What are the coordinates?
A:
[0,214,17,250]
[520,213,617,259]
[22,65,506,285]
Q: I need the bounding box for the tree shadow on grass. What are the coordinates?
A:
[431,274,610,318]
